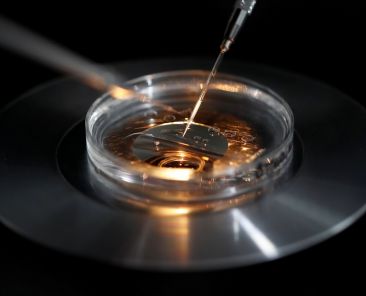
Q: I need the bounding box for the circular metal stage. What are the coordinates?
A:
[0,58,365,270]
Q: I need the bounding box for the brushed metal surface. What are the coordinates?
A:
[0,58,365,270]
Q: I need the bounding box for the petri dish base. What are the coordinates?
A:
[85,70,294,213]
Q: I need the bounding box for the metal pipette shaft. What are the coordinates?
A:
[182,51,225,136]
[183,0,256,136]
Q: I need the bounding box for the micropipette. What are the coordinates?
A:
[183,0,257,136]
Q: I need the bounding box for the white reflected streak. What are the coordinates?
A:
[232,209,279,258]
[233,217,240,242]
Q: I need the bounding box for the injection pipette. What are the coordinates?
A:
[183,0,257,136]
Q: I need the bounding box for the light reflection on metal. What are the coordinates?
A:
[159,216,190,263]
[233,215,240,242]
[232,209,278,258]
[122,192,260,217]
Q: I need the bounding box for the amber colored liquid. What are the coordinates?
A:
[104,107,264,173]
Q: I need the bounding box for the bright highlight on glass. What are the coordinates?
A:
[86,70,294,215]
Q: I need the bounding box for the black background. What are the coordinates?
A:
[0,0,365,294]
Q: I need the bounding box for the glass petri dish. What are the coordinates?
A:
[85,70,294,214]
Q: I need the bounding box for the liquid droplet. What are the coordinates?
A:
[224,130,237,138]
[193,135,202,144]
[208,127,220,136]
[163,114,176,122]
[240,136,247,144]
[144,110,158,118]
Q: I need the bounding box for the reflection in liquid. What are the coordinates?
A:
[211,81,247,94]
[151,206,191,216]
[231,209,278,258]
[104,109,264,180]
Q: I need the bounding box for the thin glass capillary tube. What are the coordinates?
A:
[182,51,226,137]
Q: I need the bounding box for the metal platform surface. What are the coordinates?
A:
[0,58,365,270]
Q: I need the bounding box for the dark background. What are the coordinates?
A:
[0,0,365,294]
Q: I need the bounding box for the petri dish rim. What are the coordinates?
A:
[85,70,294,189]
